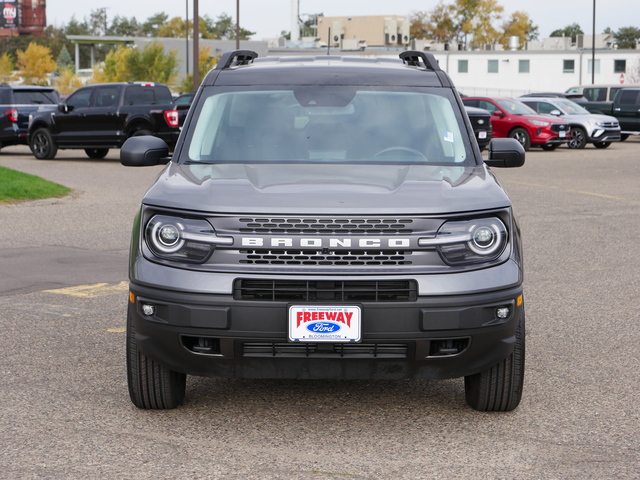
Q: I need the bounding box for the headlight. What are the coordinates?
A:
[145,215,232,263]
[418,217,508,265]
[527,119,550,127]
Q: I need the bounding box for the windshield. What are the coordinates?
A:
[181,87,472,165]
[554,99,590,115]
[496,99,537,115]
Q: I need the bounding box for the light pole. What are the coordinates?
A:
[193,0,199,91]
[236,0,240,50]
[185,0,189,77]
[591,0,596,84]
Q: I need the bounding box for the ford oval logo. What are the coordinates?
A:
[306,322,341,333]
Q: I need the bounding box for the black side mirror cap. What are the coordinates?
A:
[58,104,71,113]
[120,136,170,167]
[485,138,525,168]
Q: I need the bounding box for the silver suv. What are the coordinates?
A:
[519,96,621,149]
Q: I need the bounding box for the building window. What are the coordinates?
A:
[458,60,468,73]
[563,60,575,73]
[519,60,530,73]
[488,60,499,73]
[588,59,600,74]
[614,60,626,73]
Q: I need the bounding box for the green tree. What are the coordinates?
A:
[109,16,142,36]
[16,43,58,85]
[157,17,190,38]
[142,13,169,37]
[501,11,538,49]
[64,15,90,35]
[56,45,74,72]
[550,23,584,43]
[202,13,255,40]
[615,26,640,49]
[98,45,135,82]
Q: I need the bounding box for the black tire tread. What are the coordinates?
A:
[127,310,186,409]
[464,310,525,412]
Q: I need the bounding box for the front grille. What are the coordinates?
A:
[238,217,414,235]
[240,249,412,266]
[242,342,409,358]
[551,124,568,133]
[235,279,418,302]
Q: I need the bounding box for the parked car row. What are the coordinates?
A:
[2,79,638,159]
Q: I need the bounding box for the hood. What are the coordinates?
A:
[142,162,512,215]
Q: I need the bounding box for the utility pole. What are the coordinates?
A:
[236,0,240,50]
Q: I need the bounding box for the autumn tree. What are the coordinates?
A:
[178,46,219,93]
[16,43,58,85]
[127,42,178,85]
[97,45,135,82]
[453,0,504,49]
[55,67,83,94]
[0,52,14,83]
[501,11,539,49]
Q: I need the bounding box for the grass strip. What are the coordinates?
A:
[0,166,72,204]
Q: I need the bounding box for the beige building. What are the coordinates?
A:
[316,15,410,50]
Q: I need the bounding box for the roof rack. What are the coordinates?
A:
[399,51,441,71]
[216,50,259,70]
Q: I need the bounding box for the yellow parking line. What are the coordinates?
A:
[44,281,129,298]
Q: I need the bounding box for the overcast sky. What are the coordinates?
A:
[46,0,638,41]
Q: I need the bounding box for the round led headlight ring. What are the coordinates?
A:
[150,221,185,253]
[468,223,502,255]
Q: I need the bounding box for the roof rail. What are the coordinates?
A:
[399,51,441,71]
[216,50,259,70]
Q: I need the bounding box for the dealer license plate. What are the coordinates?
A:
[288,306,361,343]
[559,131,567,138]
[478,131,487,139]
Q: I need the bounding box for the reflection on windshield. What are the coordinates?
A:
[496,99,536,115]
[184,89,471,165]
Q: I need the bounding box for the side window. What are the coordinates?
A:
[524,102,539,113]
[618,90,639,105]
[95,86,119,107]
[584,88,606,102]
[478,100,496,114]
[609,88,622,101]
[537,102,556,114]
[66,88,93,109]
[14,91,58,104]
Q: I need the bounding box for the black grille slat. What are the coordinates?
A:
[240,249,412,266]
[235,279,417,302]
[242,342,409,358]
[238,217,415,235]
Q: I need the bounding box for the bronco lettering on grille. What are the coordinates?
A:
[241,237,411,248]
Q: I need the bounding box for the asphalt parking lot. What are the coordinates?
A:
[1,142,639,479]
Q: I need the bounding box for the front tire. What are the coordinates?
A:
[464,309,525,412]
[593,141,611,149]
[508,128,531,151]
[84,148,109,159]
[568,127,587,149]
[127,308,186,409]
[30,128,58,160]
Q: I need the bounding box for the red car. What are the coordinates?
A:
[462,97,569,151]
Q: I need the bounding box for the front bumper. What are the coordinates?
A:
[128,276,524,381]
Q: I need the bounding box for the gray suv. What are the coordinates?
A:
[519,96,621,149]
[121,50,526,412]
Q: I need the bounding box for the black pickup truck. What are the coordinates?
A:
[0,85,59,152]
[580,87,640,141]
[28,82,180,159]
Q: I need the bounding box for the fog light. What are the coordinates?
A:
[496,307,510,319]
[142,304,155,316]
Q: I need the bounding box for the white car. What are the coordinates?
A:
[519,96,621,149]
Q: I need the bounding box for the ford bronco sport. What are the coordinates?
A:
[121,50,526,412]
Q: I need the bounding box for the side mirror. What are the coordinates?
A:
[58,104,72,113]
[492,110,504,117]
[121,136,170,167]
[549,109,562,116]
[485,138,525,168]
